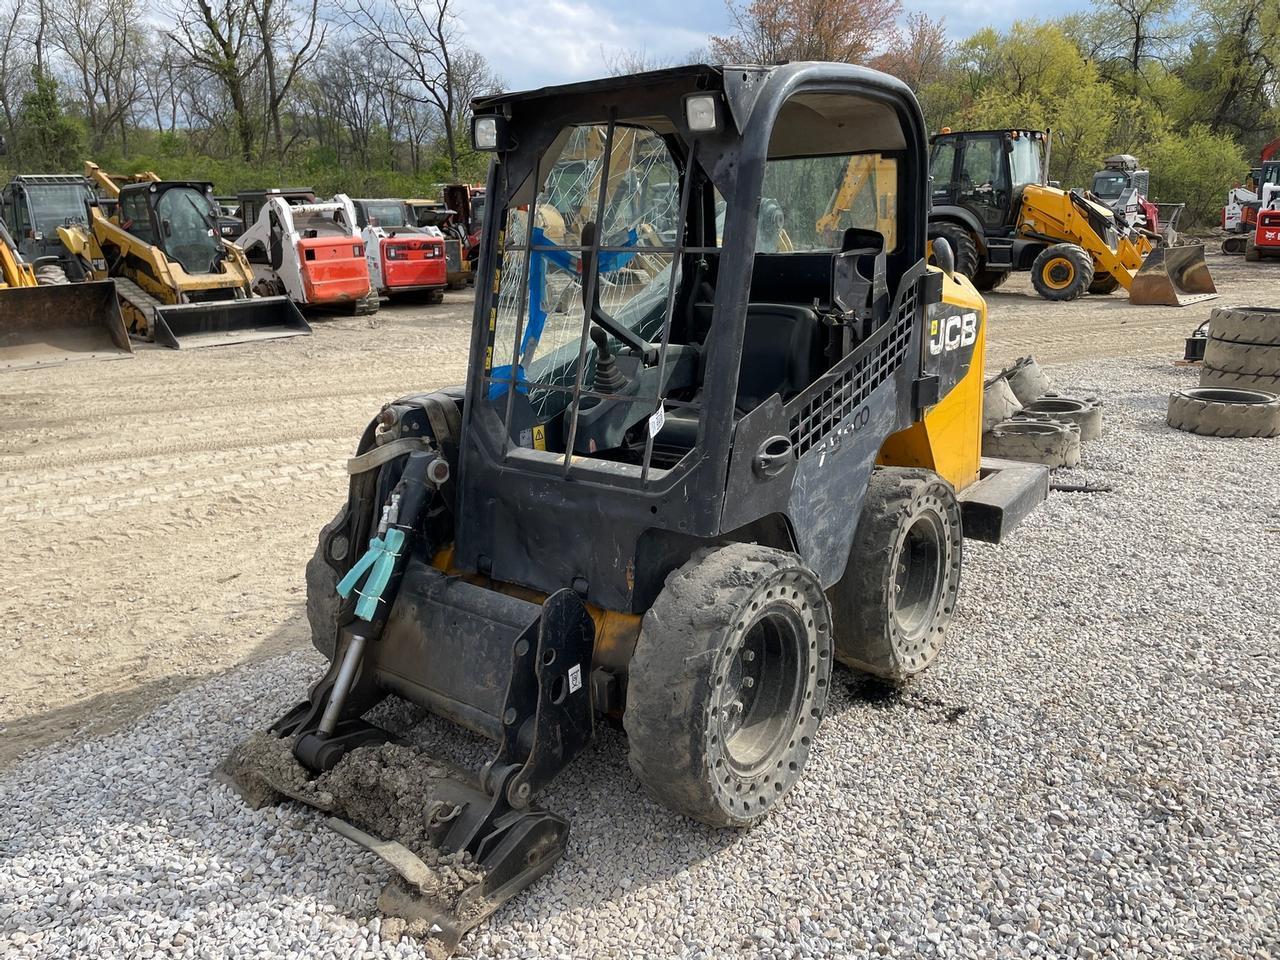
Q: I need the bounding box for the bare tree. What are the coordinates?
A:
[871,12,948,90]
[248,0,324,159]
[169,0,263,160]
[0,0,35,143]
[48,0,147,153]
[710,0,903,64]
[341,0,481,179]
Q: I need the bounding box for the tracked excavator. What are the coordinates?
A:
[221,62,1049,955]
[0,216,129,370]
[927,129,1215,305]
[57,162,310,349]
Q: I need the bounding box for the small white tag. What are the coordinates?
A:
[568,663,582,693]
[648,403,666,437]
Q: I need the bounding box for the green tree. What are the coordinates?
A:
[13,70,83,169]
[1146,123,1248,224]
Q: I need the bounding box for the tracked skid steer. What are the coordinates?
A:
[223,63,1048,954]
[58,163,310,349]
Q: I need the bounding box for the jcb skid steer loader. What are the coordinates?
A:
[223,63,1048,955]
[0,218,130,370]
[58,163,310,349]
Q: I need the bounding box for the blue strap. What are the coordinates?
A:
[336,527,406,622]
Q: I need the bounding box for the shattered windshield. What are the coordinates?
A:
[488,124,681,427]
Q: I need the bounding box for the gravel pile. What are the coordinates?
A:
[3,356,1278,959]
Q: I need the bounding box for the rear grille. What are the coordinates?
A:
[785,287,915,457]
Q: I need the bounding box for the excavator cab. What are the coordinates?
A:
[223,63,1047,956]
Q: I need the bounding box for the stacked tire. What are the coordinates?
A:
[1199,306,1280,394]
[1165,306,1280,439]
[982,356,1104,468]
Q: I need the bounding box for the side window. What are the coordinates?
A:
[957,138,1009,228]
[929,141,957,203]
[121,193,153,243]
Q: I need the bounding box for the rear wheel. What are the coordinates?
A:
[1031,243,1094,301]
[625,543,833,827]
[1088,273,1120,295]
[973,268,1009,292]
[928,222,980,279]
[829,468,962,681]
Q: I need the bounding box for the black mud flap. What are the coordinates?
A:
[152,295,311,349]
[957,456,1049,543]
[219,576,596,957]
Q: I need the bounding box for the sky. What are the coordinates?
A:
[456,0,1090,91]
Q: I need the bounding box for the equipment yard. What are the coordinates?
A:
[1,252,1277,959]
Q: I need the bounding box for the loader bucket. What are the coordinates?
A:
[0,280,132,371]
[150,295,311,349]
[1129,243,1218,307]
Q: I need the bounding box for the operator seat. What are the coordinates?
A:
[735,303,822,412]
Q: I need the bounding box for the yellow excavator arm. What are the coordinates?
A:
[816,154,899,249]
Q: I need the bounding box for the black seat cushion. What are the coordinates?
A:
[737,303,821,411]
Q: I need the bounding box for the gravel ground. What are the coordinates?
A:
[2,356,1278,960]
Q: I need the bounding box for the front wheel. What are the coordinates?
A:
[1031,243,1094,301]
[625,543,833,827]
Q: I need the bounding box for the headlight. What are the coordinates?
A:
[685,94,719,133]
[471,115,508,151]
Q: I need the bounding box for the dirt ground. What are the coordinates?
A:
[0,251,1272,767]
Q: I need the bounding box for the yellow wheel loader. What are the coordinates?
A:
[57,162,310,349]
[0,216,130,371]
[221,63,1049,956]
[927,129,1216,306]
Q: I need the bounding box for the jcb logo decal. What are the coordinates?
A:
[929,311,978,356]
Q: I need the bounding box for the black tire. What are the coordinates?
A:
[928,222,980,279]
[305,506,352,661]
[829,468,962,682]
[1167,388,1280,438]
[625,542,833,827]
[973,268,1009,292]
[427,288,446,304]
[1030,243,1094,301]
[1207,306,1280,346]
[1203,337,1280,377]
[1087,273,1120,295]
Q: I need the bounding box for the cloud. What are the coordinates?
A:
[456,0,715,90]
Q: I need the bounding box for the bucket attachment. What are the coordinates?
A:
[1129,243,1218,307]
[0,280,132,371]
[219,564,597,957]
[151,295,311,349]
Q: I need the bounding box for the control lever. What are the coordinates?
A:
[590,327,628,393]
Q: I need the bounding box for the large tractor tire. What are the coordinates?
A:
[1087,273,1120,295]
[928,222,980,279]
[1030,243,1094,301]
[1199,364,1280,392]
[1167,388,1280,438]
[1206,306,1280,346]
[625,543,833,827]
[1202,338,1280,377]
[829,468,963,682]
[973,268,1009,292]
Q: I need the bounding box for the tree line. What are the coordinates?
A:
[1,0,1275,223]
[0,0,498,195]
